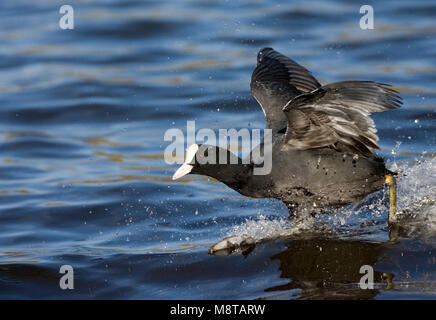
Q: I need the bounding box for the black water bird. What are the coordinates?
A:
[172,47,401,225]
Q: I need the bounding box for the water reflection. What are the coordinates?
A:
[262,238,436,299]
[265,239,383,299]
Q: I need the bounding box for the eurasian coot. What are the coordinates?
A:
[172,47,401,225]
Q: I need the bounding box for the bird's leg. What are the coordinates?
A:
[286,203,317,220]
[385,174,397,225]
[388,223,400,242]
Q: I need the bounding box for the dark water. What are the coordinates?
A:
[0,0,435,299]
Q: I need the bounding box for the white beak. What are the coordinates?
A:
[172,163,193,180]
[172,144,199,180]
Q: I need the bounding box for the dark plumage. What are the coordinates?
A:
[172,47,402,215]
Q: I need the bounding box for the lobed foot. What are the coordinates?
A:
[208,235,256,256]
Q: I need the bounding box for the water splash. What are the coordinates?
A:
[225,157,436,242]
[227,215,313,242]
[393,156,436,237]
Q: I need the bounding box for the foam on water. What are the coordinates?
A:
[226,157,436,242]
[395,157,436,213]
[228,215,314,242]
[393,156,436,237]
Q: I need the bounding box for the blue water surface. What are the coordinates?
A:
[0,0,435,299]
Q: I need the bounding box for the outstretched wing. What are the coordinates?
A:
[282,81,402,157]
[250,47,321,131]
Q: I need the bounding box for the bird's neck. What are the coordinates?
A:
[208,163,273,198]
[195,163,252,193]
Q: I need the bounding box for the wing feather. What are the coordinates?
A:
[282,81,402,157]
[250,48,321,131]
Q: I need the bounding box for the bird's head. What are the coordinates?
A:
[172,144,243,180]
